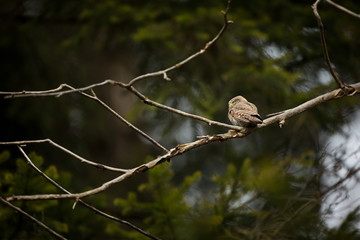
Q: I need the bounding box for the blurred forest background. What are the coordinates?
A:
[1,0,360,239]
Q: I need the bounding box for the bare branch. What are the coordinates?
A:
[124,0,233,86]
[0,80,246,132]
[0,196,67,240]
[0,139,129,172]
[120,83,245,131]
[0,1,234,99]
[16,146,160,240]
[1,83,169,152]
[6,82,360,201]
[6,131,247,201]
[271,200,316,237]
[0,81,115,99]
[312,0,344,89]
[0,1,239,136]
[84,88,169,153]
[325,0,360,19]
[321,165,360,198]
[312,0,357,95]
[261,82,360,127]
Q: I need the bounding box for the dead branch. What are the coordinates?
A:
[5,81,359,201]
[0,81,246,132]
[260,82,360,128]
[0,196,67,240]
[325,0,360,19]
[0,139,129,172]
[312,0,343,88]
[16,146,160,240]
[83,87,169,153]
[125,0,233,86]
[312,0,357,95]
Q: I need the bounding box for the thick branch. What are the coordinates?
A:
[261,82,360,127]
[6,82,360,201]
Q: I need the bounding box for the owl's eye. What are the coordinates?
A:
[231,99,240,104]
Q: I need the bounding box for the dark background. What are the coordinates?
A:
[1,0,360,239]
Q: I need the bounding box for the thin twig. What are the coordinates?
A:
[0,1,237,134]
[271,200,316,237]
[325,0,360,19]
[85,88,169,153]
[16,146,160,240]
[6,131,246,201]
[312,0,344,89]
[0,80,115,99]
[6,82,360,201]
[0,80,246,132]
[0,139,129,172]
[120,83,245,131]
[0,0,234,97]
[0,196,68,240]
[58,84,169,153]
[0,1,233,98]
[62,85,167,153]
[125,0,233,87]
[320,165,360,198]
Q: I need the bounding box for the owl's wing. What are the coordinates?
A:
[246,102,258,112]
[235,102,258,112]
[233,111,263,125]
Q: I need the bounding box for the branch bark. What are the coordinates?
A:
[312,0,357,95]
[4,82,359,201]
[325,0,360,19]
[16,146,160,240]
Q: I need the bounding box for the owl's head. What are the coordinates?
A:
[228,95,248,107]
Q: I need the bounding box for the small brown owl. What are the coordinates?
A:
[228,96,263,127]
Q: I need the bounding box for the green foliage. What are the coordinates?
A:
[0,151,64,238]
[0,151,112,239]
[1,152,59,205]
[109,154,360,240]
[113,163,201,239]
[1,0,360,239]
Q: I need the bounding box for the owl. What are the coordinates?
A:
[228,96,263,127]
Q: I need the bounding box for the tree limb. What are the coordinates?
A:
[312,0,357,95]
[16,146,160,240]
[0,139,129,172]
[125,0,233,86]
[325,0,360,19]
[5,82,359,201]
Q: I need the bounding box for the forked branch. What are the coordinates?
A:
[312,0,357,95]
[5,82,359,202]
